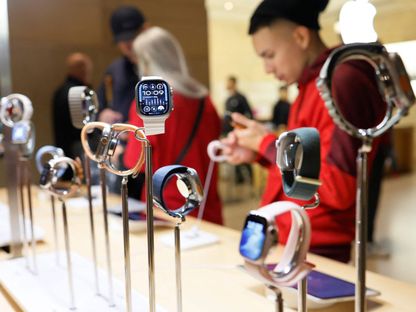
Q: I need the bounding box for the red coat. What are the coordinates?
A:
[124,93,223,225]
[257,48,386,248]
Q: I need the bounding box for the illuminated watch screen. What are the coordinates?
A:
[12,123,30,144]
[239,214,268,261]
[136,79,171,116]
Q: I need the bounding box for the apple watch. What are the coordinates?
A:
[39,156,82,198]
[0,93,33,128]
[317,42,415,139]
[153,165,204,219]
[81,121,146,176]
[35,145,66,175]
[135,76,173,135]
[276,127,321,201]
[207,140,227,162]
[239,201,314,287]
[68,86,99,129]
[11,120,36,158]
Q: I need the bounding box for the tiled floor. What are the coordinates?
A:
[222,169,416,285]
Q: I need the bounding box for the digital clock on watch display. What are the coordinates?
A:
[136,80,170,116]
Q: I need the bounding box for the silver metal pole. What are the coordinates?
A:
[18,161,29,268]
[50,195,59,264]
[0,0,22,258]
[100,167,115,306]
[25,159,37,274]
[61,200,76,310]
[355,142,371,312]
[297,278,307,312]
[144,141,156,312]
[84,155,100,295]
[174,222,183,312]
[121,176,132,312]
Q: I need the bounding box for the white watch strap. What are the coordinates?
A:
[143,117,166,135]
[252,201,302,222]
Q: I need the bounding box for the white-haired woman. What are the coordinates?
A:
[124,26,223,224]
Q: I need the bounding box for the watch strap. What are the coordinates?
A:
[143,117,166,135]
[281,127,320,201]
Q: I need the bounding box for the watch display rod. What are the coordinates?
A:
[81,121,146,312]
[153,165,204,312]
[317,42,415,312]
[68,85,100,295]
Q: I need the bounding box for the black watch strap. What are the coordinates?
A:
[281,127,320,200]
[153,165,200,219]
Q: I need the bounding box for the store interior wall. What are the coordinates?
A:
[206,0,416,165]
[0,0,209,187]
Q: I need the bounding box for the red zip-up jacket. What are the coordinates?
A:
[257,48,386,248]
[124,93,223,225]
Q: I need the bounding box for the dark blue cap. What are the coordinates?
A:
[110,6,146,42]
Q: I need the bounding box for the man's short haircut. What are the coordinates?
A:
[228,76,237,84]
[248,0,329,35]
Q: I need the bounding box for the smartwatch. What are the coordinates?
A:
[135,76,173,135]
[153,165,203,219]
[81,121,146,176]
[0,93,33,128]
[35,145,66,175]
[11,120,36,158]
[276,128,321,201]
[239,201,314,287]
[207,140,227,162]
[317,42,415,139]
[68,86,99,129]
[39,156,82,198]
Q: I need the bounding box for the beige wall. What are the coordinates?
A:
[0,0,209,186]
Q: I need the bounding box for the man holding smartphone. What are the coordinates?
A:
[222,0,387,263]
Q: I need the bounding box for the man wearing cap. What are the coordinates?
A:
[97,5,149,123]
[222,0,386,262]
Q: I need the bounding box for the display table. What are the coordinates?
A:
[0,187,415,311]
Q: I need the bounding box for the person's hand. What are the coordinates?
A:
[98,108,123,124]
[221,132,257,165]
[231,113,269,152]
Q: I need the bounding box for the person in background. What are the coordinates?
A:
[97,5,149,123]
[52,52,92,158]
[222,75,253,134]
[222,0,387,263]
[271,85,290,131]
[124,27,223,225]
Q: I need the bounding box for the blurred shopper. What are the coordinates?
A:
[222,76,253,134]
[52,52,92,158]
[271,85,290,131]
[97,5,149,123]
[222,0,387,262]
[124,27,223,225]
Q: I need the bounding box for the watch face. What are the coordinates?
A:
[277,135,303,171]
[11,122,30,144]
[239,214,268,261]
[136,79,171,116]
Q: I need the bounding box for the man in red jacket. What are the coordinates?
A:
[223,0,386,262]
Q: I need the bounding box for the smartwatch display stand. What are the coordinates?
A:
[18,157,37,274]
[159,159,219,250]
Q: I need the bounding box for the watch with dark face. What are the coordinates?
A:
[276,127,321,201]
[153,165,203,219]
[35,145,66,176]
[317,42,415,139]
[239,201,314,287]
[136,76,173,135]
[68,86,99,129]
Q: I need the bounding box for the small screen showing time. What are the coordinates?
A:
[136,80,170,116]
[239,215,267,261]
